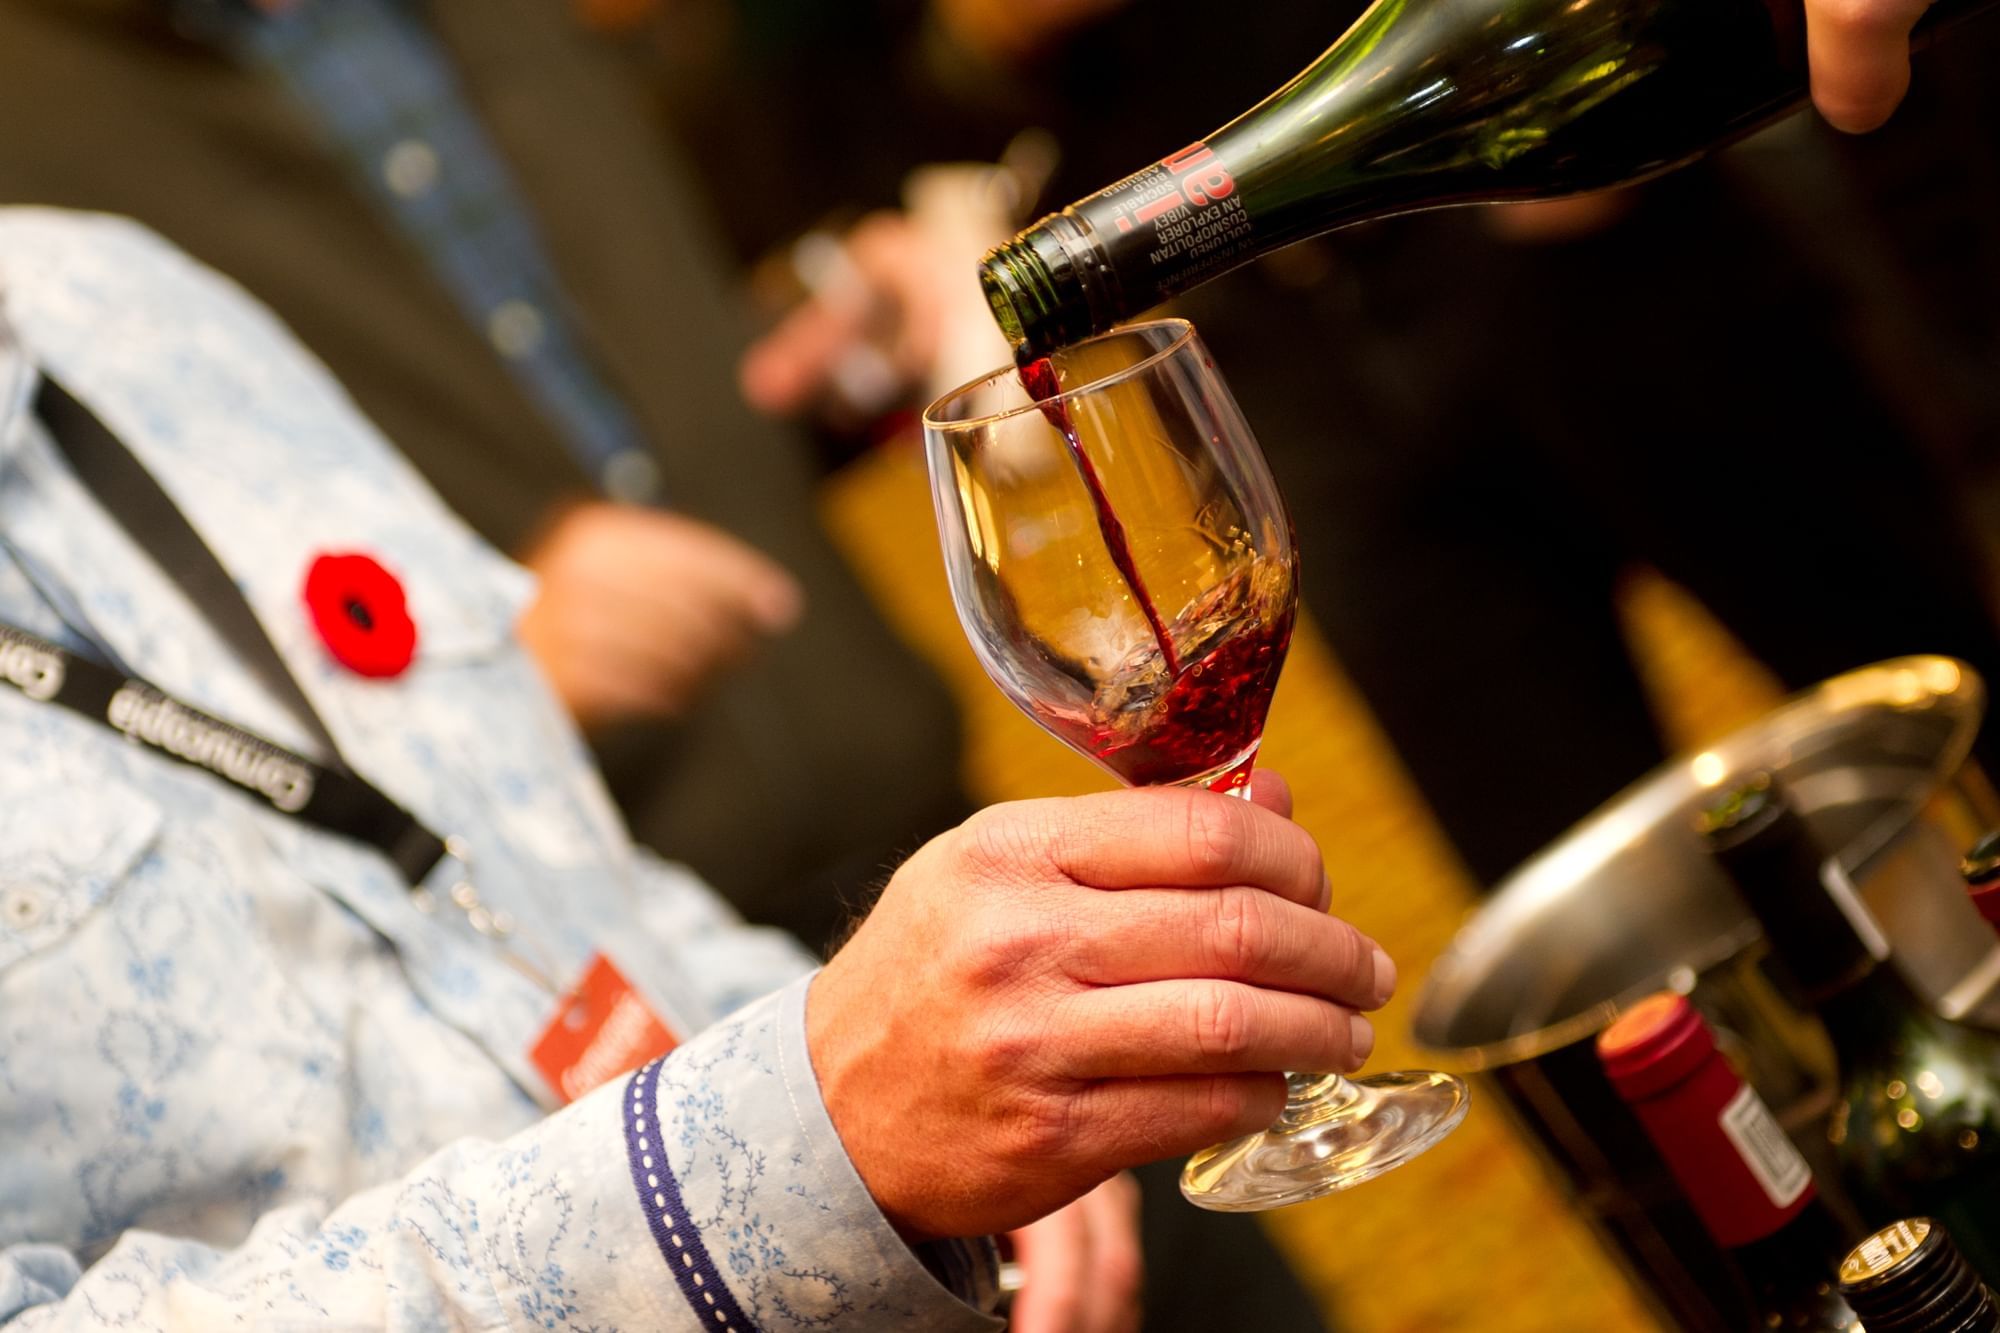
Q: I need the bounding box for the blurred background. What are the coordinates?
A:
[9,0,2000,1326]
[665,4,2000,1321]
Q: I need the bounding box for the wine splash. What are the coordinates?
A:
[1047,560,1294,788]
[1017,352,1184,678]
[1016,351,1292,788]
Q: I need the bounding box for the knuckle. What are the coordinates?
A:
[959,912,1059,990]
[1190,983,1255,1064]
[957,1011,1043,1085]
[953,805,1020,872]
[958,799,1067,882]
[1182,797,1248,880]
[1208,890,1267,976]
[1006,1094,1081,1163]
[1191,1076,1255,1138]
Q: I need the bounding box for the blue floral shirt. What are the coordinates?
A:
[0,209,1001,1332]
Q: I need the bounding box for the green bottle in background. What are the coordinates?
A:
[979,0,1995,352]
[1702,775,2000,1286]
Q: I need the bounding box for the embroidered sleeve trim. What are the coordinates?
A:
[623,1059,760,1331]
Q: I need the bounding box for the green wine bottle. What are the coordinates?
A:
[1701,775,2000,1286]
[980,0,1996,352]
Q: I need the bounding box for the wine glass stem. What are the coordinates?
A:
[1277,1072,1362,1129]
[1203,758,1349,1131]
[1208,752,1259,798]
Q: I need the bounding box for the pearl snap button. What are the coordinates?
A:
[1,885,47,931]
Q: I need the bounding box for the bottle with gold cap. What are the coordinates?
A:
[1599,992,1860,1331]
[1839,1218,2000,1332]
[1701,774,2000,1284]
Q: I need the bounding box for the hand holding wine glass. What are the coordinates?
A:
[807,778,1391,1241]
[923,319,1466,1210]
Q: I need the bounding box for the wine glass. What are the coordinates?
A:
[922,318,1468,1211]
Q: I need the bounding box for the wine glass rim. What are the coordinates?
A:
[922,317,1198,431]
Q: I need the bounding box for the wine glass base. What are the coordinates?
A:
[1179,1070,1471,1212]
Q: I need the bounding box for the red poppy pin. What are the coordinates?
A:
[302,553,418,678]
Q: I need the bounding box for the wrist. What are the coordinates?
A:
[804,961,933,1243]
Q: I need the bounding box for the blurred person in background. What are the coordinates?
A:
[683,0,2000,898]
[0,0,970,955]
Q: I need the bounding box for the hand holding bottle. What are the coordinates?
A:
[1807,0,1935,130]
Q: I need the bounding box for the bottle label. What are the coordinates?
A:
[1719,1084,1813,1210]
[1075,142,1257,311]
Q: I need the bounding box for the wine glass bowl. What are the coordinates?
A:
[923,318,1468,1211]
[924,321,1295,793]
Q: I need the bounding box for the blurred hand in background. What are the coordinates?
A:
[517,501,803,729]
[739,159,1029,433]
[738,211,950,425]
[1807,0,1935,131]
[934,0,1133,64]
[1005,1174,1144,1333]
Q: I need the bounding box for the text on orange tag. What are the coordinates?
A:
[529,953,679,1105]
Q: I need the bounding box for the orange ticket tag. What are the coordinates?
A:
[529,953,679,1105]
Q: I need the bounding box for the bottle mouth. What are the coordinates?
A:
[1695,771,1780,843]
[1961,828,2000,885]
[977,212,1118,356]
[1840,1219,1996,1333]
[1595,992,1715,1101]
[976,241,1038,349]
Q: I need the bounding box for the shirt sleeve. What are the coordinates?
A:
[0,978,1002,1332]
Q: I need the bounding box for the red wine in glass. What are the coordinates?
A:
[1017,351,1294,790]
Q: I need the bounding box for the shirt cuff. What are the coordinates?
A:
[618,975,1003,1331]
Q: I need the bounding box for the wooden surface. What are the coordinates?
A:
[821,439,1786,1332]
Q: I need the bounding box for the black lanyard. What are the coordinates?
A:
[10,375,449,887]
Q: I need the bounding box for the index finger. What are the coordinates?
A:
[1806,0,1928,132]
[1035,786,1330,911]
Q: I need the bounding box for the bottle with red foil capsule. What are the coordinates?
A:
[1839,1218,2000,1332]
[1960,831,2000,935]
[1599,992,1861,1331]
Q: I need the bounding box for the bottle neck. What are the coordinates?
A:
[1737,1197,1848,1267]
[1709,801,1885,1001]
[1736,1201,1857,1317]
[1815,958,1937,1052]
[979,214,1118,355]
[1614,1037,1818,1247]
